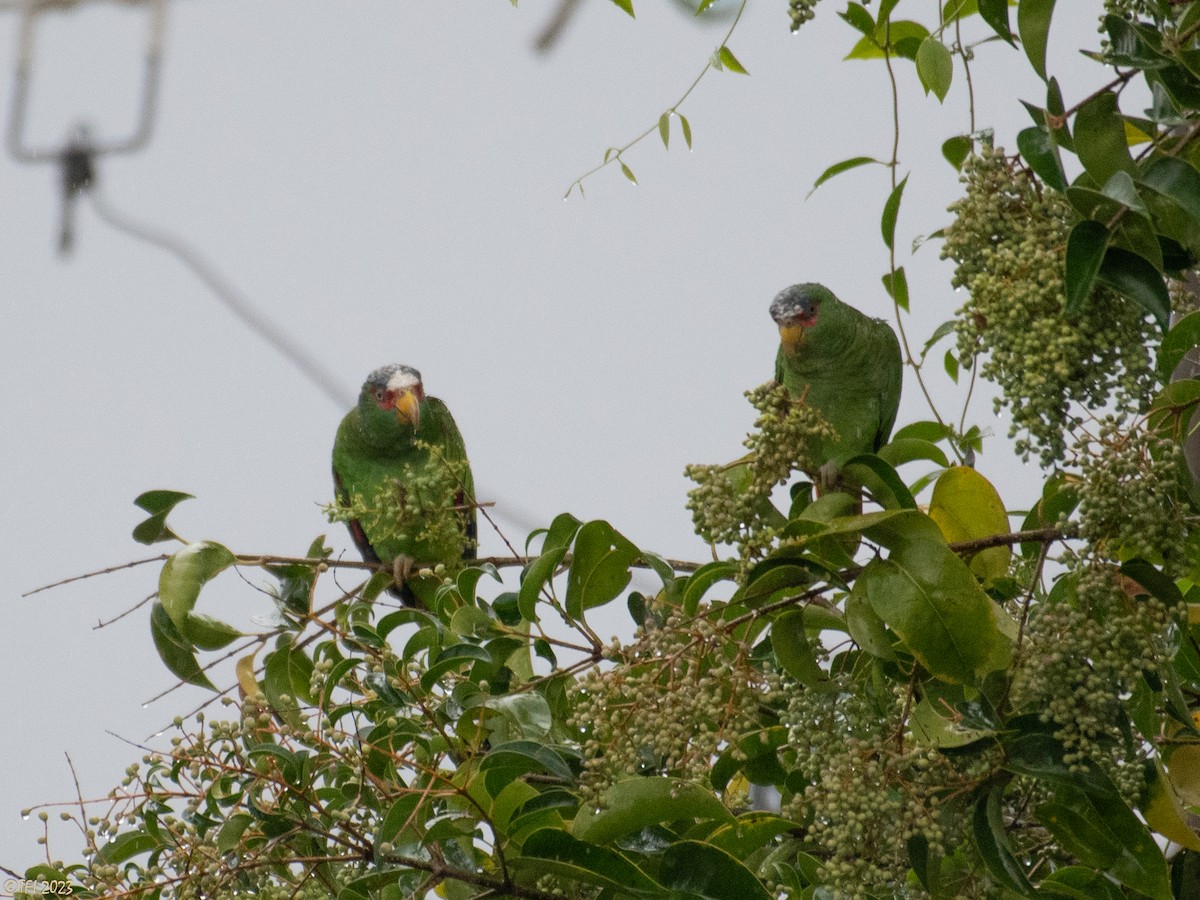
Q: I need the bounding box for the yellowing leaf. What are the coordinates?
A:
[929,467,1011,581]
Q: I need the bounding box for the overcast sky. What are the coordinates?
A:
[2,0,1105,866]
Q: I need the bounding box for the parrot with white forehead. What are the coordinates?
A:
[332,364,476,605]
[769,282,903,475]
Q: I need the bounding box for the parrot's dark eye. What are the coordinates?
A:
[373,388,387,403]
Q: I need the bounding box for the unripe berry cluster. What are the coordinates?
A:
[569,603,770,805]
[1073,418,1188,573]
[788,0,822,31]
[942,147,1157,464]
[324,440,475,563]
[1012,565,1176,803]
[685,382,836,572]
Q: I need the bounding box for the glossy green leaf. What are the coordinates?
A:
[159,541,236,632]
[483,693,553,742]
[681,560,738,616]
[855,512,1009,683]
[181,612,243,651]
[481,740,574,784]
[1016,126,1065,191]
[972,784,1035,894]
[215,813,253,854]
[840,3,874,36]
[94,828,158,864]
[842,453,917,510]
[807,155,881,197]
[132,489,194,544]
[978,0,1015,45]
[1017,0,1055,80]
[717,45,748,75]
[877,437,950,470]
[707,813,797,859]
[916,38,952,101]
[1063,220,1108,318]
[518,546,566,623]
[1096,246,1170,330]
[881,175,908,251]
[516,829,664,894]
[659,840,773,899]
[1141,156,1200,225]
[771,609,833,689]
[928,466,1011,581]
[1074,92,1134,188]
[573,777,734,844]
[149,602,215,690]
[1159,310,1200,378]
[565,520,639,618]
[1040,866,1126,900]
[1037,785,1171,900]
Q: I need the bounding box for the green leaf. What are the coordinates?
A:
[845,21,930,60]
[158,541,236,632]
[942,135,972,171]
[881,266,909,311]
[1096,246,1171,330]
[132,489,194,545]
[1017,0,1056,80]
[659,840,773,899]
[181,612,243,651]
[972,785,1035,894]
[840,2,875,36]
[876,437,950,470]
[619,161,637,184]
[1158,310,1200,378]
[881,175,909,251]
[681,560,738,616]
[1140,156,1200,226]
[518,546,566,623]
[679,113,693,149]
[573,777,734,844]
[216,813,253,854]
[854,512,1009,683]
[565,520,639,619]
[916,38,953,102]
[608,0,635,17]
[1037,785,1172,900]
[1143,758,1200,851]
[717,45,749,75]
[1063,219,1109,318]
[1040,867,1127,900]
[657,112,669,149]
[481,740,575,784]
[771,609,834,689]
[94,828,158,864]
[928,466,1011,581]
[1016,126,1066,191]
[978,0,1016,45]
[1074,92,1134,188]
[149,602,216,690]
[515,829,664,895]
[807,155,882,197]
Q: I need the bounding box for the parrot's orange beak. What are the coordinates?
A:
[395,389,421,429]
[778,322,806,351]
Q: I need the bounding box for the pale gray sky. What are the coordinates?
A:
[2,0,1102,866]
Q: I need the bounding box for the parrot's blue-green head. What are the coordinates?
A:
[769,282,840,353]
[358,363,425,437]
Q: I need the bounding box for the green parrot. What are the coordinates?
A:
[769,282,903,482]
[332,364,476,605]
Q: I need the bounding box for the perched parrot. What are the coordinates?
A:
[769,282,903,480]
[332,364,476,605]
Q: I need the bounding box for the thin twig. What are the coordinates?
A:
[22,554,169,596]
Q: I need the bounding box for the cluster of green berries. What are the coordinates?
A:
[569,603,769,804]
[1073,418,1188,573]
[1012,566,1175,802]
[685,382,836,571]
[942,147,1157,464]
[788,0,822,31]
[325,439,475,561]
[1102,0,1173,23]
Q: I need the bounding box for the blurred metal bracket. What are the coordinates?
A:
[6,0,166,162]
